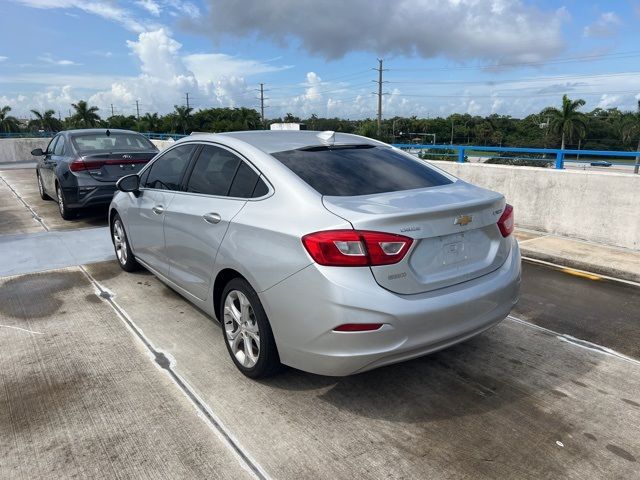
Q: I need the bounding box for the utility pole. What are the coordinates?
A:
[372,59,388,138]
[185,92,190,109]
[135,100,140,121]
[256,83,269,129]
[450,118,454,145]
[111,104,114,117]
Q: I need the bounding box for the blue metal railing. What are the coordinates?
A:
[392,144,640,170]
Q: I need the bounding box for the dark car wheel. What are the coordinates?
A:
[221,278,281,378]
[111,214,140,272]
[36,171,50,200]
[56,183,76,220]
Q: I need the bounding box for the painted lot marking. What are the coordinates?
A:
[79,265,269,480]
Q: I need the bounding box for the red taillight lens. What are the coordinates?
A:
[69,158,150,172]
[333,323,383,332]
[497,204,514,237]
[302,230,413,267]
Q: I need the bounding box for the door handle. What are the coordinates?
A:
[152,205,165,215]
[202,212,221,224]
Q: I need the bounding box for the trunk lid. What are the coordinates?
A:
[322,181,511,294]
[79,151,157,182]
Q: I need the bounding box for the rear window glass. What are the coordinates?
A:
[72,132,156,153]
[272,145,452,196]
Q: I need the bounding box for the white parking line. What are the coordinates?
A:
[0,173,49,231]
[507,314,640,367]
[78,265,271,480]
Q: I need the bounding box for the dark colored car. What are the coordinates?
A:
[590,160,612,167]
[31,129,159,219]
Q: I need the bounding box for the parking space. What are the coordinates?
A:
[0,165,638,479]
[0,168,108,233]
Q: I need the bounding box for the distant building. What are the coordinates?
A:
[270,123,307,131]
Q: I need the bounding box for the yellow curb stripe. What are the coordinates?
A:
[560,268,601,281]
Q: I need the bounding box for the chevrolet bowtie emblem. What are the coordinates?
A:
[454,214,473,226]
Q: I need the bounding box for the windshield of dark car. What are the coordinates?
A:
[272,145,453,196]
[72,132,156,153]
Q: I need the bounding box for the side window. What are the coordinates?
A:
[143,144,195,190]
[54,137,65,155]
[252,177,269,198]
[228,162,267,198]
[185,145,241,196]
[46,136,59,155]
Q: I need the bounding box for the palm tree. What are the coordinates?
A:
[0,105,19,133]
[173,105,193,134]
[621,100,640,174]
[70,100,101,128]
[140,112,160,132]
[30,109,60,132]
[543,95,586,150]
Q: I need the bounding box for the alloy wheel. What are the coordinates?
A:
[37,173,44,196]
[57,186,65,215]
[223,290,260,368]
[112,219,128,265]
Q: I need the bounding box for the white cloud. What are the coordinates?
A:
[194,0,566,64]
[135,0,161,16]
[15,0,152,32]
[584,12,622,38]
[0,56,8,62]
[38,53,81,66]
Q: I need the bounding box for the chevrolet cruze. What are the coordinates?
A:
[109,131,521,378]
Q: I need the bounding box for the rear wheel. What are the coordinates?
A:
[36,171,50,200]
[111,214,140,272]
[221,278,281,378]
[56,183,76,220]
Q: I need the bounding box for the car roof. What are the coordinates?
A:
[186,130,380,154]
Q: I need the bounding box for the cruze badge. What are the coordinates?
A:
[454,214,473,226]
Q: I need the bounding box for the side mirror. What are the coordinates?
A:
[31,148,44,156]
[116,174,140,194]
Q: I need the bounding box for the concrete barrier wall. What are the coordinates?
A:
[429,160,640,250]
[0,138,174,163]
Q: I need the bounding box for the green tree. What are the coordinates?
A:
[30,109,61,132]
[0,105,20,133]
[70,100,101,128]
[173,105,193,134]
[543,95,586,150]
[140,113,160,132]
[621,100,640,173]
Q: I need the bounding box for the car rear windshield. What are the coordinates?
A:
[272,145,453,196]
[72,132,156,153]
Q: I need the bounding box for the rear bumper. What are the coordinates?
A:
[63,184,117,209]
[260,239,521,376]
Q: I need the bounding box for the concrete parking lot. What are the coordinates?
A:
[1,167,639,479]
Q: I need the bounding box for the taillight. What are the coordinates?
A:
[69,158,149,172]
[302,230,413,267]
[497,204,514,237]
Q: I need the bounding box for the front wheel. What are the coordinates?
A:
[221,278,281,378]
[111,214,140,272]
[56,183,76,220]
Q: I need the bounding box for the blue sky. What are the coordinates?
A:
[1,0,639,120]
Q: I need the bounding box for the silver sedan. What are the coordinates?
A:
[110,131,520,378]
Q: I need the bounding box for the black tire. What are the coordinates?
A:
[36,171,50,200]
[56,182,76,220]
[111,214,140,272]
[220,278,281,378]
